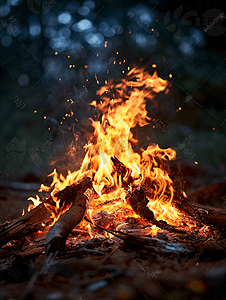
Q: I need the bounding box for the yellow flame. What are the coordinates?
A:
[23,66,207,236]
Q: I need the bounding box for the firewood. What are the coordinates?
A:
[53,177,92,207]
[128,186,192,234]
[0,177,92,248]
[0,201,53,248]
[90,156,138,198]
[128,186,155,221]
[85,221,192,255]
[45,192,89,255]
[110,156,136,184]
[172,197,226,228]
[136,183,226,230]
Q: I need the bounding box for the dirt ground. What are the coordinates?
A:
[0,160,226,300]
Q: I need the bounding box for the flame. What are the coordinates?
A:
[23,66,207,236]
[27,195,42,212]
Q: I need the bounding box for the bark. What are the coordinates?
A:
[0,200,53,248]
[128,186,191,234]
[45,193,89,255]
[172,197,226,228]
[0,177,92,248]
[133,183,226,229]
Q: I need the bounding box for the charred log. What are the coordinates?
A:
[0,199,53,248]
[172,197,226,229]
[132,183,226,230]
[128,186,155,221]
[0,177,92,248]
[87,222,193,255]
[53,176,92,207]
[91,157,136,198]
[128,186,192,234]
[111,156,135,184]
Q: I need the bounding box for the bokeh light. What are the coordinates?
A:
[58,12,72,24]
[74,19,93,32]
[84,32,104,47]
[135,34,147,47]
[0,4,10,17]
[29,24,42,37]
[77,6,90,16]
[83,1,95,10]
[17,74,29,86]
[1,36,12,47]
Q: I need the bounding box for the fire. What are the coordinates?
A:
[27,195,42,212]
[25,66,203,236]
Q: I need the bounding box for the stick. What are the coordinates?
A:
[0,177,92,248]
[0,201,53,248]
[128,186,193,234]
[45,193,89,256]
[140,183,226,229]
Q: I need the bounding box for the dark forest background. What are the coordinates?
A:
[0,0,225,185]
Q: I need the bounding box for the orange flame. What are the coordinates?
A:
[24,66,206,236]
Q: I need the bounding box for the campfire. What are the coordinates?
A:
[1,66,226,298]
[1,65,226,249]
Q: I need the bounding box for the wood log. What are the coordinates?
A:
[128,186,192,234]
[0,199,53,248]
[135,183,226,230]
[88,223,193,255]
[91,157,136,198]
[172,197,226,228]
[0,177,92,248]
[110,156,136,184]
[128,186,155,221]
[109,157,226,230]
[45,192,89,255]
[53,177,92,207]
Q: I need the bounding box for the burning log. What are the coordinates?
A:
[0,177,92,248]
[90,156,136,198]
[128,186,155,221]
[53,176,92,207]
[128,186,190,234]
[0,198,53,248]
[111,156,135,184]
[86,221,193,255]
[131,183,226,230]
[172,197,226,229]
[45,192,89,255]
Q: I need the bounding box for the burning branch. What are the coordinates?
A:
[45,192,89,255]
[0,177,92,248]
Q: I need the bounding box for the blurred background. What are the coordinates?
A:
[0,0,225,205]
